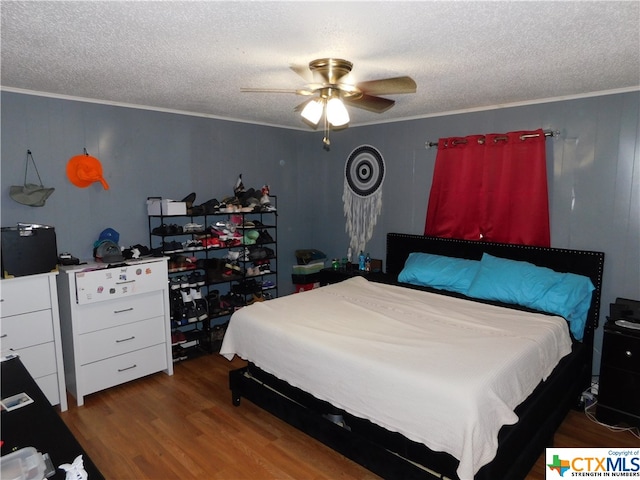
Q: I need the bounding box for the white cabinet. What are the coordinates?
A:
[0,273,68,411]
[57,258,173,406]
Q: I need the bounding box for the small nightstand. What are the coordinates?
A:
[596,321,640,427]
[318,263,388,286]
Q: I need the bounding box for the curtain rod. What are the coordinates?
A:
[425,130,558,149]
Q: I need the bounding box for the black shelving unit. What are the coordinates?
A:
[147,197,278,361]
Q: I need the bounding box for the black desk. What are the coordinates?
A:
[1,356,104,479]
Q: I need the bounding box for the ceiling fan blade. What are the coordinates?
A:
[293,99,311,112]
[344,94,395,113]
[290,63,314,83]
[356,76,417,95]
[240,87,316,96]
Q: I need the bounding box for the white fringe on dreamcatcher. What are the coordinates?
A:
[343,180,383,255]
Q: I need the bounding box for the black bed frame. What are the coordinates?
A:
[229,233,605,480]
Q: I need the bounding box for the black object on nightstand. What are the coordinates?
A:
[596,297,640,428]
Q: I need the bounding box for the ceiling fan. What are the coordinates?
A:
[241,58,417,149]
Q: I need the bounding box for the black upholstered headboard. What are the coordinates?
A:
[385,233,605,346]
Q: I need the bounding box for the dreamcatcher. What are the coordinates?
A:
[343,145,385,254]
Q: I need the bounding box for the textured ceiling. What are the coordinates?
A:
[1,1,639,130]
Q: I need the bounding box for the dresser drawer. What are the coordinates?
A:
[601,330,640,372]
[0,275,51,317]
[1,309,54,350]
[79,316,167,365]
[36,372,61,406]
[74,260,167,305]
[76,290,165,334]
[14,341,57,379]
[79,343,168,396]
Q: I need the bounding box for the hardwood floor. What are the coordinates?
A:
[58,353,639,480]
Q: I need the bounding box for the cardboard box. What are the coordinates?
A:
[1,224,58,278]
[147,197,187,216]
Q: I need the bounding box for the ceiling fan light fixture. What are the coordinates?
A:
[242,57,415,148]
[300,98,324,126]
[326,97,349,127]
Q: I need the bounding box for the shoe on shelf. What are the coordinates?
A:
[162,241,183,253]
[195,303,208,321]
[200,198,221,214]
[153,224,184,236]
[152,224,170,235]
[205,237,221,248]
[257,230,274,244]
[173,345,188,362]
[188,271,205,287]
[181,192,196,207]
[170,277,183,290]
[180,288,193,303]
[185,304,199,323]
[171,331,187,346]
[261,280,276,290]
[225,238,242,248]
[225,250,240,261]
[177,275,189,289]
[183,239,203,251]
[191,289,208,320]
[183,223,204,233]
[207,290,221,315]
[246,266,258,276]
[176,309,189,326]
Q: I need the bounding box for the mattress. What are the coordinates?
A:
[220,277,572,479]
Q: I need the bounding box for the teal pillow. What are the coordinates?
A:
[398,252,480,294]
[540,272,594,341]
[466,253,560,305]
[466,253,594,340]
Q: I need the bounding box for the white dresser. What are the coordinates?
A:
[57,257,173,406]
[0,272,68,411]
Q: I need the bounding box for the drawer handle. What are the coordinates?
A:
[116,280,136,285]
[118,364,137,372]
[0,334,7,339]
[114,307,134,314]
[115,336,135,343]
[625,350,633,358]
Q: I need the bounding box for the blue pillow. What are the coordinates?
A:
[539,272,594,341]
[466,253,594,340]
[398,252,480,294]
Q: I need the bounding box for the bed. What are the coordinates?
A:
[220,233,605,480]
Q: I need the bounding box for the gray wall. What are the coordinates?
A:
[0,92,310,298]
[2,90,639,373]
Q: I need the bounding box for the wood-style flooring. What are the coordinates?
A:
[58,353,639,480]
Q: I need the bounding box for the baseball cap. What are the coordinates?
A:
[94,240,125,263]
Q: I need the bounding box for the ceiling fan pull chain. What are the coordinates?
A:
[323,115,331,150]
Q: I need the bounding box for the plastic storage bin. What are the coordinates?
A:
[0,447,46,480]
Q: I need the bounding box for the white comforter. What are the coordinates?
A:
[220,277,572,479]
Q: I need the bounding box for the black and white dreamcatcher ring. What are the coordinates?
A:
[345,145,385,198]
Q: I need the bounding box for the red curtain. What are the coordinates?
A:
[424,129,550,247]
